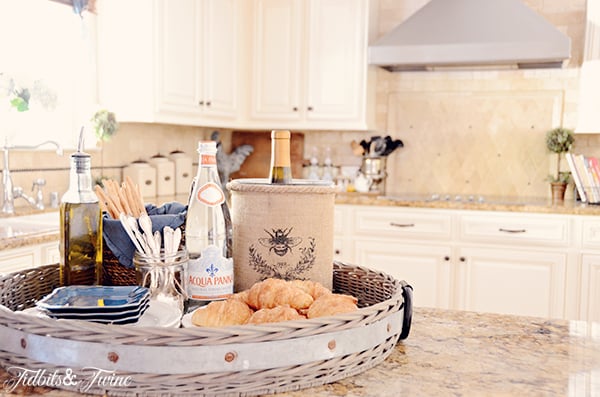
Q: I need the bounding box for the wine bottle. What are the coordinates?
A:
[268,130,293,184]
[59,132,102,286]
[185,141,234,310]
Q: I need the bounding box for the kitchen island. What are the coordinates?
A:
[1,307,599,396]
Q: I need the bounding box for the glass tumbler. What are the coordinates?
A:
[133,249,188,316]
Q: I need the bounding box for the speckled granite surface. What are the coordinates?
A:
[336,193,600,215]
[1,307,599,396]
[0,207,60,251]
[3,193,600,251]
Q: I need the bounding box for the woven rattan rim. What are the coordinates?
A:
[0,262,403,344]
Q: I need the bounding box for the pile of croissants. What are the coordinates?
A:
[191,278,358,327]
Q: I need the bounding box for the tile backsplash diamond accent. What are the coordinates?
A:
[385,90,564,198]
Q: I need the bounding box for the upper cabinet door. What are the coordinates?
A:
[251,0,303,121]
[157,0,238,120]
[156,0,200,115]
[201,0,239,119]
[249,0,374,129]
[306,0,367,123]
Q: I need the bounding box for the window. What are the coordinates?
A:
[0,0,97,149]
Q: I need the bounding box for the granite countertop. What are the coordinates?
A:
[1,307,599,396]
[336,192,600,215]
[0,207,60,251]
[4,192,600,251]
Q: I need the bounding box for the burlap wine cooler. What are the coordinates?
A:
[227,179,337,292]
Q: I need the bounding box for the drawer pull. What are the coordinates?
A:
[498,228,526,234]
[390,222,415,228]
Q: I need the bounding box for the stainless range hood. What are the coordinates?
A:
[368,0,571,72]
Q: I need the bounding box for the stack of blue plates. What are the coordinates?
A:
[36,286,150,325]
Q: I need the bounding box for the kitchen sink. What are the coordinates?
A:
[0,212,59,239]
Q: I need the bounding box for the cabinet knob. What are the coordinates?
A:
[459,257,466,262]
[307,106,314,111]
[206,101,211,107]
[198,101,204,106]
[293,107,298,111]
[444,256,450,261]
[335,249,341,255]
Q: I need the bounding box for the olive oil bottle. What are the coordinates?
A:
[59,132,102,285]
[268,130,293,184]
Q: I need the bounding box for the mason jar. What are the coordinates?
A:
[133,249,188,316]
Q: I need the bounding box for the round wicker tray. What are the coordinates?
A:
[0,261,412,396]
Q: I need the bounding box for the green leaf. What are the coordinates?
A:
[10,97,29,112]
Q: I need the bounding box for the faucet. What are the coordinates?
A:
[2,138,63,214]
[12,179,46,210]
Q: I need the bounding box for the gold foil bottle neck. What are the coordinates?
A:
[271,130,291,139]
[269,130,292,183]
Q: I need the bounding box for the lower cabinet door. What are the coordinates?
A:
[41,241,60,264]
[0,241,60,276]
[455,246,567,318]
[580,255,600,322]
[354,240,452,309]
[0,246,37,275]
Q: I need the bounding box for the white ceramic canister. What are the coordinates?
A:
[123,161,157,199]
[148,154,175,196]
[168,150,193,195]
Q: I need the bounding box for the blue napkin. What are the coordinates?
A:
[102,202,187,269]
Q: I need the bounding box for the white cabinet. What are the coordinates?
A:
[578,219,600,322]
[249,0,374,130]
[97,0,240,126]
[456,211,570,318]
[335,205,453,309]
[156,0,239,120]
[354,240,452,309]
[250,0,302,122]
[333,206,354,263]
[455,246,567,318]
[334,204,577,319]
[580,255,600,322]
[0,241,59,276]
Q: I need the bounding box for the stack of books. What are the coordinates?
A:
[565,153,600,204]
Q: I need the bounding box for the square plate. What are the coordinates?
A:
[45,299,150,321]
[36,286,149,314]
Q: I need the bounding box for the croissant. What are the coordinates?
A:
[306,293,358,319]
[230,289,250,304]
[191,299,254,327]
[290,279,331,300]
[247,305,305,324]
[246,278,314,310]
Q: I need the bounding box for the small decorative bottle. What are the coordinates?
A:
[59,132,102,285]
[185,141,233,310]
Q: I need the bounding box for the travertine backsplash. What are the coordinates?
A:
[2,0,596,206]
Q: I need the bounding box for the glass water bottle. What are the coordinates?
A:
[185,141,233,310]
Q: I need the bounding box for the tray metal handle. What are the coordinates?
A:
[399,280,413,340]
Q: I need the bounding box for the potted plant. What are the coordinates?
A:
[546,127,574,202]
[91,109,119,184]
